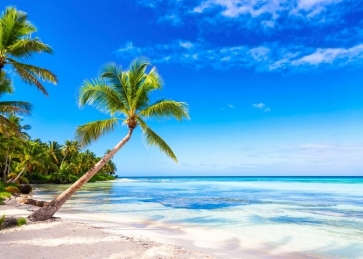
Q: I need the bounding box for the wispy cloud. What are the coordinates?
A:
[220,103,235,110]
[115,40,363,72]
[122,1,363,72]
[253,103,271,112]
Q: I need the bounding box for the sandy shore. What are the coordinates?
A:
[0,197,315,259]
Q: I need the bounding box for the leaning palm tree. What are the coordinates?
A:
[0,6,57,96]
[28,57,189,221]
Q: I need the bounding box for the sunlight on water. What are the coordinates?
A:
[33,177,363,258]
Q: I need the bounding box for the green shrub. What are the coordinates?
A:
[0,192,11,199]
[0,215,5,227]
[90,173,115,182]
[16,217,27,226]
[4,186,20,195]
[18,176,29,184]
[27,173,52,184]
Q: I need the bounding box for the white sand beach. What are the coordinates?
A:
[0,197,318,259]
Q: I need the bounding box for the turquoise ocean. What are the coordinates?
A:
[33,176,363,258]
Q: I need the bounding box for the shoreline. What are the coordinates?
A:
[0,197,319,259]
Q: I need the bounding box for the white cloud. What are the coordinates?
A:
[193,0,282,18]
[220,104,235,110]
[296,0,341,11]
[131,1,363,73]
[115,42,141,59]
[115,40,363,72]
[193,0,342,21]
[253,103,265,109]
[253,103,271,112]
[158,14,183,26]
[290,44,363,67]
[179,41,194,49]
[248,46,271,62]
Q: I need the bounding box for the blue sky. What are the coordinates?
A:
[2,0,363,176]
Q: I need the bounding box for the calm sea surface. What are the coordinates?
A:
[33,176,363,258]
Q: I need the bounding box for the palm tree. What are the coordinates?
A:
[47,141,62,165]
[0,72,32,135]
[60,140,81,165]
[8,140,46,183]
[0,114,32,182]
[29,57,189,221]
[0,134,22,182]
[0,6,57,96]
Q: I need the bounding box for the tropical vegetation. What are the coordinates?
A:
[0,5,189,223]
[0,133,117,185]
[0,6,57,96]
[0,6,117,187]
[29,57,189,221]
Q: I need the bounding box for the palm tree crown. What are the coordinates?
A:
[77,57,189,161]
[0,6,57,96]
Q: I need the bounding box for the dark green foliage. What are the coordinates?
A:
[16,217,26,226]
[2,138,118,184]
[90,173,115,182]
[0,214,5,226]
[26,173,51,184]
[0,182,17,199]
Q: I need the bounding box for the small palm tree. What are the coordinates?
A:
[60,140,81,165]
[9,140,46,183]
[0,6,57,96]
[0,134,22,182]
[47,141,62,165]
[29,57,189,221]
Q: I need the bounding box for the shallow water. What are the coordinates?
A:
[33,176,363,258]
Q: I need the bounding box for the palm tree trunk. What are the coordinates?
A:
[2,152,8,183]
[8,165,28,183]
[7,158,11,177]
[60,154,67,166]
[28,128,134,222]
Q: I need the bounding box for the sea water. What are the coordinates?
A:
[32,177,363,258]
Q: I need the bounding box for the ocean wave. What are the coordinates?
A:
[117,178,140,182]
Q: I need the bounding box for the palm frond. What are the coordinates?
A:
[78,78,127,115]
[6,62,48,95]
[0,115,19,136]
[132,67,163,111]
[8,58,57,84]
[137,118,178,162]
[0,101,32,115]
[0,72,13,95]
[139,99,189,120]
[100,63,131,107]
[1,7,36,48]
[128,57,150,96]
[76,117,120,146]
[8,38,53,58]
